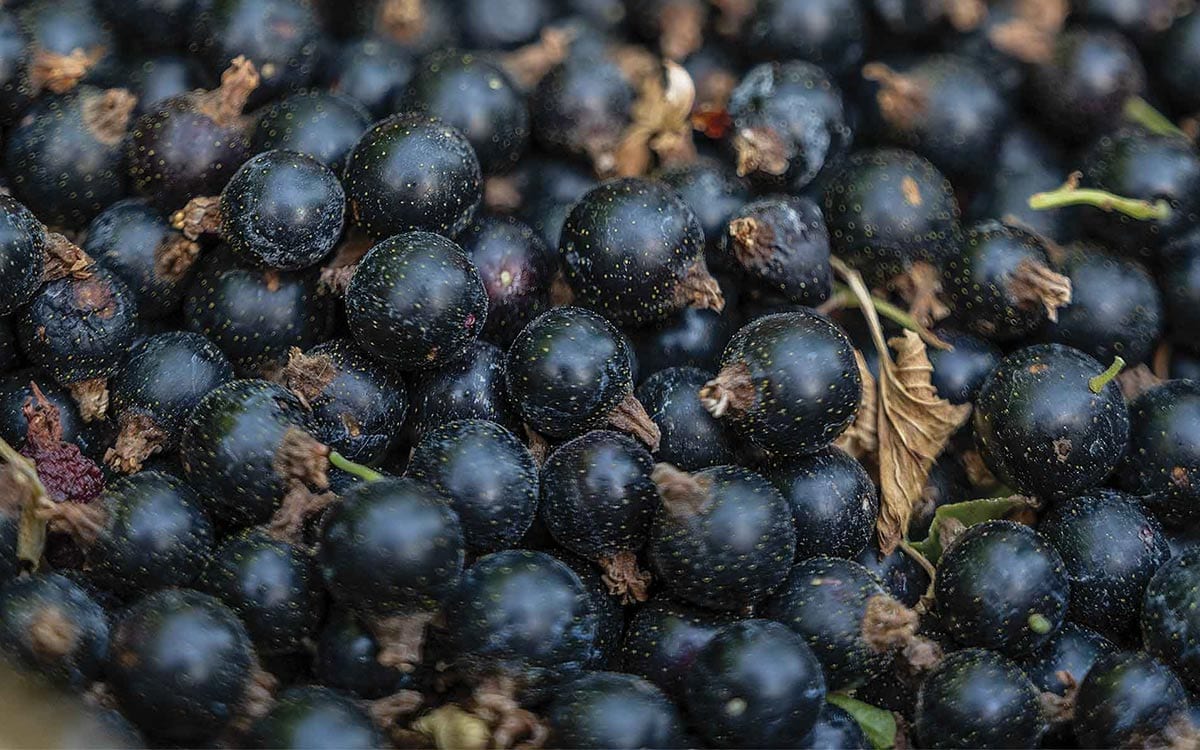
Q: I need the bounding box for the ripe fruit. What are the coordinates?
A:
[248,686,384,749]
[345,231,487,370]
[1142,548,1200,692]
[405,340,520,441]
[657,158,748,260]
[934,521,1070,656]
[1072,651,1189,748]
[856,540,932,608]
[740,0,865,75]
[0,195,46,317]
[0,572,109,690]
[618,595,739,700]
[804,704,870,750]
[531,54,633,168]
[324,38,414,120]
[250,90,371,170]
[635,366,735,470]
[766,446,879,560]
[1118,380,1200,527]
[915,648,1045,749]
[925,329,1000,405]
[627,307,736,378]
[701,310,860,456]
[546,671,686,750]
[720,196,831,306]
[1016,622,1115,699]
[457,215,555,346]
[315,608,411,699]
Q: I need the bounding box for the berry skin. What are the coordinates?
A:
[84,198,197,319]
[0,572,109,690]
[401,50,529,174]
[128,55,205,116]
[618,595,739,700]
[250,91,371,170]
[346,231,487,371]
[766,445,879,560]
[0,8,32,129]
[684,619,826,749]
[1118,380,1200,527]
[546,671,687,750]
[458,0,552,50]
[180,379,314,528]
[106,331,234,473]
[973,344,1130,499]
[823,148,960,284]
[281,338,407,465]
[1155,10,1200,113]
[803,704,870,750]
[968,123,1077,244]
[324,38,414,120]
[1159,229,1200,351]
[741,0,865,76]
[649,464,796,611]
[559,177,722,327]
[925,329,1000,405]
[762,556,893,689]
[343,114,482,239]
[531,54,633,167]
[319,477,464,619]
[87,470,215,598]
[315,608,411,699]
[443,549,599,682]
[701,310,861,456]
[554,551,627,670]
[107,589,256,746]
[721,196,832,306]
[0,195,47,317]
[934,521,1070,656]
[506,306,651,442]
[942,221,1069,343]
[1142,548,1200,692]
[219,149,346,271]
[247,685,385,750]
[1072,651,1189,748]
[1038,489,1170,639]
[404,340,520,442]
[457,215,555,347]
[202,529,325,656]
[657,158,749,260]
[628,307,737,379]
[856,540,932,608]
[406,419,538,555]
[540,430,657,600]
[915,648,1046,750]
[1017,622,1115,700]
[636,366,735,470]
[4,85,136,229]
[725,61,851,193]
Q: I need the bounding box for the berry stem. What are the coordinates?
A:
[1123,96,1187,139]
[829,277,953,351]
[1089,356,1126,394]
[1028,172,1171,221]
[328,451,384,483]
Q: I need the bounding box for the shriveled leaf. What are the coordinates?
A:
[908,495,1037,564]
[836,350,878,459]
[827,694,897,750]
[0,437,48,571]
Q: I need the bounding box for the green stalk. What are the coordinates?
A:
[1124,96,1188,139]
[1029,176,1171,221]
[1089,356,1126,394]
[329,451,384,483]
[830,281,953,351]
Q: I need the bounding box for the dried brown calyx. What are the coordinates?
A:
[81,88,137,146]
[699,361,755,419]
[548,269,576,307]
[711,0,756,37]
[598,550,652,604]
[524,425,550,467]
[66,378,110,423]
[614,60,697,177]
[607,392,662,451]
[370,612,437,673]
[28,605,79,659]
[193,56,260,127]
[225,662,279,736]
[318,231,373,295]
[280,347,338,410]
[469,675,549,750]
[657,0,705,60]
[986,0,1068,64]
[500,26,576,90]
[104,413,168,475]
[377,0,427,43]
[890,261,950,328]
[862,63,929,132]
[153,233,202,283]
[651,463,712,518]
[370,690,425,744]
[171,196,222,241]
[861,594,944,674]
[1039,670,1078,725]
[267,427,335,541]
[35,496,105,549]
[483,174,523,213]
[42,233,94,283]
[673,256,725,312]
[1118,364,1164,400]
[733,126,791,178]
[1008,258,1072,322]
[30,46,104,95]
[943,0,987,31]
[728,216,776,267]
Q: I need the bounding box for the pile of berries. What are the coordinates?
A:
[3,1,1200,749]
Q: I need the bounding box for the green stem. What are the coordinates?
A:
[831,282,953,351]
[1089,356,1126,393]
[1029,181,1171,221]
[1124,96,1188,139]
[328,451,384,483]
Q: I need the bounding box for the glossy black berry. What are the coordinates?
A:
[636,366,735,470]
[1017,622,1115,699]
[925,329,1000,406]
[202,529,325,655]
[823,148,960,284]
[935,520,1069,656]
[406,419,538,555]
[657,158,749,259]
[251,91,371,171]
[107,331,233,473]
[247,685,384,750]
[726,61,851,193]
[547,671,687,750]
[343,114,481,239]
[0,195,45,317]
[324,38,414,120]
[1039,489,1169,639]
[1118,380,1200,527]
[684,619,826,749]
[108,589,255,746]
[741,0,865,75]
[457,215,555,346]
[703,310,860,456]
[4,85,135,229]
[618,595,739,700]
[1072,651,1189,748]
[1155,10,1200,113]
[0,8,32,129]
[720,196,831,306]
[127,55,205,117]
[915,648,1045,750]
[346,231,487,371]
[315,608,411,699]
[1160,229,1200,351]
[180,378,314,528]
[84,198,197,319]
[319,477,464,618]
[856,540,932,608]
[1142,548,1200,692]
[767,445,878,560]
[541,430,656,599]
[554,551,626,670]
[0,572,108,690]
[404,340,520,442]
[444,549,599,681]
[974,344,1129,499]
[219,149,345,271]
[531,54,633,167]
[516,156,597,249]
[649,464,796,610]
[627,307,737,379]
[763,556,893,689]
[803,704,870,750]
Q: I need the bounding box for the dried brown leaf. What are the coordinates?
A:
[835,350,878,459]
